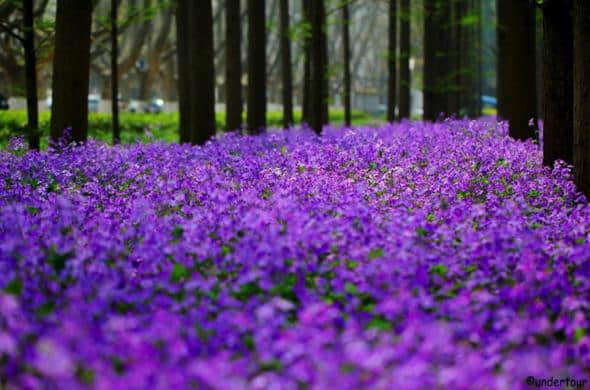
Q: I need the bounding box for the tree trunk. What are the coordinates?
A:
[542,0,573,166]
[140,9,173,102]
[424,0,449,120]
[50,0,92,144]
[387,0,397,123]
[320,0,329,125]
[399,0,411,120]
[111,0,120,144]
[310,0,326,134]
[574,0,590,197]
[497,0,536,140]
[280,0,294,128]
[23,0,39,150]
[438,1,451,116]
[176,0,191,143]
[342,1,352,127]
[176,0,216,145]
[423,0,436,120]
[302,0,312,124]
[448,0,462,115]
[474,0,482,116]
[118,0,153,81]
[226,0,242,132]
[247,0,267,134]
[190,0,216,144]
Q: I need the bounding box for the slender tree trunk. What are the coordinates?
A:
[448,0,461,115]
[176,0,191,143]
[438,1,451,116]
[247,0,267,134]
[280,0,294,128]
[474,0,482,116]
[191,0,216,144]
[387,0,397,122]
[23,0,39,150]
[342,1,351,126]
[423,0,438,120]
[424,0,449,120]
[226,0,242,132]
[50,0,92,144]
[574,0,590,196]
[542,0,573,166]
[497,0,536,140]
[310,0,326,134]
[111,0,120,144]
[302,0,312,124]
[140,10,173,102]
[456,0,467,114]
[399,0,411,120]
[320,0,329,125]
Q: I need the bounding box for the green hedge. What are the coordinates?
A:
[0,109,374,148]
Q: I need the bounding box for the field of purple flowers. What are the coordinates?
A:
[1,119,589,389]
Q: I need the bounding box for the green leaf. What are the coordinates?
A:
[3,278,23,296]
[232,281,262,301]
[36,301,55,317]
[430,263,448,277]
[367,316,393,331]
[368,248,384,260]
[76,365,96,385]
[416,227,428,237]
[259,359,283,372]
[346,259,359,270]
[26,205,40,215]
[345,282,358,295]
[171,225,184,239]
[574,328,586,342]
[46,245,73,274]
[170,263,189,283]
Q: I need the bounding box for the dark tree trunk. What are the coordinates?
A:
[448,0,462,115]
[111,0,120,144]
[438,1,451,116]
[310,0,326,134]
[247,0,267,134]
[574,0,590,196]
[542,0,573,166]
[226,0,242,132]
[191,0,216,144]
[50,0,92,144]
[497,0,536,140]
[473,0,482,116]
[176,0,215,145]
[23,0,39,150]
[399,0,411,120]
[176,0,190,143]
[423,0,436,120]
[424,0,449,120]
[342,1,351,126]
[320,0,329,125]
[302,0,312,124]
[387,0,397,123]
[280,0,294,128]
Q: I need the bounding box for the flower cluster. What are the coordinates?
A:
[0,119,589,389]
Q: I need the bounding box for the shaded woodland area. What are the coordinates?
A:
[1,0,590,195]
